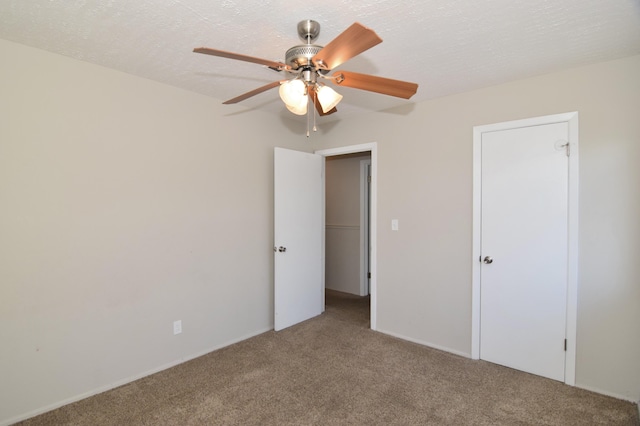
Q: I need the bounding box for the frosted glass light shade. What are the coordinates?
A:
[279,79,307,108]
[316,85,343,113]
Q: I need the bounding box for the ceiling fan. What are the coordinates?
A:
[193,20,418,122]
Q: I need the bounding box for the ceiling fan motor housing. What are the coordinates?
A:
[285,45,323,70]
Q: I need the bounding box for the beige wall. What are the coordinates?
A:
[1,37,638,423]
[314,55,640,401]
[0,39,307,423]
[325,154,370,295]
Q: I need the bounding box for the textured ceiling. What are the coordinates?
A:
[1,0,640,121]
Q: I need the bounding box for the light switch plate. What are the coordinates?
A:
[391,219,399,231]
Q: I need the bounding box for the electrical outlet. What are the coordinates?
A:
[173,320,182,335]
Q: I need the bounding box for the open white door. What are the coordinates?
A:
[274,147,324,331]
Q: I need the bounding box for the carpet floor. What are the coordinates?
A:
[17,290,639,425]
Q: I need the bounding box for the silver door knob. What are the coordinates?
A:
[278,246,287,253]
[483,256,493,264]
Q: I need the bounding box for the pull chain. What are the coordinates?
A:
[306,95,310,137]
[312,90,317,133]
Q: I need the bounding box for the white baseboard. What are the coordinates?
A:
[374,330,640,410]
[375,328,471,359]
[574,383,640,404]
[2,326,272,426]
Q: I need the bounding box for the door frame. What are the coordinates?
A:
[471,112,579,385]
[316,143,378,330]
[360,159,372,296]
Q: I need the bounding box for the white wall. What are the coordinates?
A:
[314,55,640,402]
[0,39,307,424]
[325,154,370,295]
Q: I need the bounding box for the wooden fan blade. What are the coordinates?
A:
[309,87,337,116]
[223,80,284,104]
[194,47,289,70]
[312,22,382,70]
[332,71,418,99]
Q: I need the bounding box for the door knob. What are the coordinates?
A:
[483,256,493,264]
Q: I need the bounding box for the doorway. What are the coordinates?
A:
[471,112,579,385]
[325,153,371,297]
[316,143,378,330]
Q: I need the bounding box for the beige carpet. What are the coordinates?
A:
[18,290,639,425]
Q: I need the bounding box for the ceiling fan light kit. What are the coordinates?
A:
[194,19,418,136]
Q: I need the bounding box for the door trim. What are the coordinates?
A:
[316,143,377,330]
[471,112,579,385]
[360,159,371,297]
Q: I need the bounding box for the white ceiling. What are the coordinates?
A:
[2,0,639,121]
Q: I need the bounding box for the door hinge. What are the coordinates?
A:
[564,339,567,351]
[367,175,371,183]
[367,272,371,279]
[555,140,570,157]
